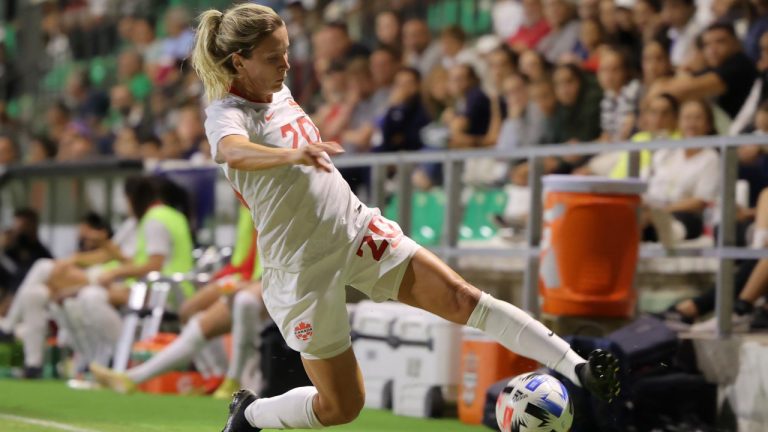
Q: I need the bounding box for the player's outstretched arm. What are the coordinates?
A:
[218,135,344,173]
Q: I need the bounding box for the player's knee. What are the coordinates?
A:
[325,396,364,425]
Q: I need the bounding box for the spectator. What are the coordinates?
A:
[651,23,758,120]
[439,26,482,72]
[643,99,720,245]
[497,72,546,150]
[130,16,164,80]
[0,208,53,317]
[744,0,768,62]
[139,135,162,161]
[572,18,605,72]
[323,22,371,62]
[445,64,492,149]
[518,49,552,82]
[57,122,96,161]
[0,135,18,166]
[402,18,442,76]
[370,46,402,103]
[174,104,206,159]
[376,67,431,153]
[640,38,675,98]
[579,0,601,20]
[45,101,71,145]
[661,0,703,66]
[375,10,401,50]
[507,0,551,53]
[26,136,57,164]
[422,66,451,120]
[538,0,581,64]
[598,46,642,143]
[113,127,141,159]
[550,63,603,144]
[161,7,195,65]
[633,0,665,42]
[108,85,152,139]
[63,69,110,126]
[117,49,152,102]
[312,61,349,143]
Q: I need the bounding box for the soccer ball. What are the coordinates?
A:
[496,372,574,432]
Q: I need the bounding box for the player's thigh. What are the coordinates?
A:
[396,248,481,324]
[179,281,223,323]
[301,346,365,424]
[197,298,232,339]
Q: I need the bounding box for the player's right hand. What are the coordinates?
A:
[291,141,344,173]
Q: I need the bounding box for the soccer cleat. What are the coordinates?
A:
[213,378,242,400]
[89,362,137,394]
[576,349,621,402]
[222,389,260,432]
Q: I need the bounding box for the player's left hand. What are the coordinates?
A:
[291,141,344,173]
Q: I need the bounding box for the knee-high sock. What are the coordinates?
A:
[193,337,229,377]
[1,259,54,331]
[126,316,207,384]
[76,286,122,366]
[61,297,97,369]
[245,386,323,429]
[466,292,585,386]
[227,290,263,381]
[18,284,50,368]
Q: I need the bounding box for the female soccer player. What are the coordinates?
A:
[192,4,620,431]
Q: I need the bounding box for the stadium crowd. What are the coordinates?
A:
[2,0,768,360]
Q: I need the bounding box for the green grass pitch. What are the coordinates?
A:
[0,380,489,432]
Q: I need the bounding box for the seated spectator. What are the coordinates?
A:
[376,68,431,153]
[633,0,666,43]
[538,0,581,64]
[174,104,206,159]
[639,37,675,100]
[439,26,483,73]
[117,48,152,102]
[370,46,402,108]
[108,85,153,139]
[113,127,141,159]
[497,73,547,150]
[312,61,349,143]
[402,18,442,76]
[579,0,600,21]
[507,0,551,53]
[518,49,552,82]
[652,23,757,121]
[160,7,195,66]
[26,136,57,164]
[375,10,401,51]
[130,16,165,80]
[661,0,704,67]
[571,18,605,72]
[445,64,492,149]
[744,0,768,62]
[139,135,162,161]
[598,46,642,143]
[642,99,720,245]
[730,31,768,134]
[549,64,603,144]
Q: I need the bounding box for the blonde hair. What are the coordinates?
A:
[192,4,284,101]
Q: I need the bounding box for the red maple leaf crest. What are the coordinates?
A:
[294,321,313,342]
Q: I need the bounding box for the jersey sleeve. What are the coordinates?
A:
[143,218,172,258]
[204,102,250,160]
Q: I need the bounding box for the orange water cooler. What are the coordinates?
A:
[458,328,538,425]
[539,175,647,318]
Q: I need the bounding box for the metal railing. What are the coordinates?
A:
[1,135,766,338]
[332,134,768,338]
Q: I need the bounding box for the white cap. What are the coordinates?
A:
[475,35,502,55]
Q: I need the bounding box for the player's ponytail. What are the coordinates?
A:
[191,4,284,101]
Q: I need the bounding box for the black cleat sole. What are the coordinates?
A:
[579,349,621,403]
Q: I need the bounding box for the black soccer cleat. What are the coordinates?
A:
[576,349,621,403]
[222,389,260,432]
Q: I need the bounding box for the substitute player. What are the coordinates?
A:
[191,4,620,431]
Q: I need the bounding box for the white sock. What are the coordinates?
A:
[1,259,54,331]
[62,297,97,366]
[194,337,228,377]
[127,316,207,383]
[244,386,323,429]
[228,290,263,380]
[76,286,122,366]
[19,284,50,367]
[752,228,768,249]
[466,292,585,386]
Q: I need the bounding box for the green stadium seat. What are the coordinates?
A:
[385,190,446,246]
[460,188,507,241]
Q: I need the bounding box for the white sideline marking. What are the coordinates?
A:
[0,413,102,432]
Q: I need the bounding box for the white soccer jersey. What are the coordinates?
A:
[205,86,367,271]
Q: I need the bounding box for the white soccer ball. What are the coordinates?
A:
[496,372,574,432]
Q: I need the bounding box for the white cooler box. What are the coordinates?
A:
[351,301,413,409]
[392,309,462,418]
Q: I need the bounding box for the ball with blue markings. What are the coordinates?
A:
[495,372,574,432]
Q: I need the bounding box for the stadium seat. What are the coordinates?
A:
[460,188,507,241]
[385,190,446,246]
